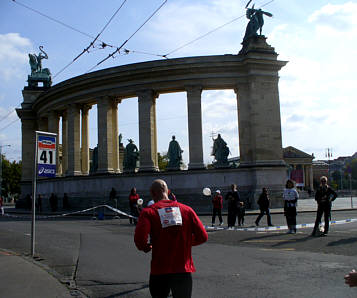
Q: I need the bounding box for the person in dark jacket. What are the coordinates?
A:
[311,176,337,236]
[255,187,273,226]
[211,190,223,226]
[225,184,239,228]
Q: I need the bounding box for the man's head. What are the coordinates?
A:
[231,184,237,191]
[150,179,169,202]
[320,176,328,185]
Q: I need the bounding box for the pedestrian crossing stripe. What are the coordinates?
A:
[205,218,357,232]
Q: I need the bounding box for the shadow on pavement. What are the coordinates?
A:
[327,237,357,246]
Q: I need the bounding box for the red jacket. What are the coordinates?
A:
[212,195,223,209]
[134,199,208,275]
[129,194,139,205]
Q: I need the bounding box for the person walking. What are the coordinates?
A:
[134,179,208,298]
[225,184,239,228]
[283,180,299,234]
[255,188,273,226]
[129,187,140,225]
[211,190,223,226]
[311,176,337,237]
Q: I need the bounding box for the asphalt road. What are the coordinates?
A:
[1,210,357,297]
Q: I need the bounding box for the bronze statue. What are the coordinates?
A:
[124,139,139,171]
[167,135,183,170]
[27,46,52,88]
[243,1,272,41]
[212,134,230,167]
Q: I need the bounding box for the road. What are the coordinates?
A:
[1,210,357,297]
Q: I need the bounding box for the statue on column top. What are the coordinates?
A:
[167,135,183,170]
[242,1,273,41]
[27,46,52,89]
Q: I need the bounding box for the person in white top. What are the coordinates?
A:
[283,179,299,234]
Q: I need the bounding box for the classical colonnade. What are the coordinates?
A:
[17,37,287,187]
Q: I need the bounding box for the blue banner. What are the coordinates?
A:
[37,163,56,178]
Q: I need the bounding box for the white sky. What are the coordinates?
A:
[0,0,356,164]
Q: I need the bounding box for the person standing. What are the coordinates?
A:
[134,179,208,298]
[225,184,239,228]
[109,187,117,201]
[255,188,273,226]
[311,176,337,237]
[236,195,246,226]
[212,190,223,226]
[283,180,299,234]
[129,187,140,225]
[36,194,42,213]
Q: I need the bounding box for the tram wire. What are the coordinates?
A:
[11,0,275,80]
[54,0,129,78]
[86,0,168,73]
[10,0,168,77]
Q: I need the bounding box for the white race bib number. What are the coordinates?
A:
[158,207,182,228]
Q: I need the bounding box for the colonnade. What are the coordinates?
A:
[17,37,287,186]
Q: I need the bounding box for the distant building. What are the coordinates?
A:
[283,146,314,191]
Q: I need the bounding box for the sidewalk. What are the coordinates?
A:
[0,249,75,298]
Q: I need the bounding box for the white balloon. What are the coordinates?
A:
[202,187,211,196]
[137,198,143,205]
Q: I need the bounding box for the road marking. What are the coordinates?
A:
[244,239,296,243]
[206,218,357,232]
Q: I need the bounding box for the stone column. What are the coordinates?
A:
[186,86,204,169]
[66,104,81,176]
[236,77,285,166]
[137,90,158,172]
[309,165,314,191]
[37,117,48,132]
[61,111,68,176]
[81,105,91,175]
[112,100,120,173]
[153,98,158,168]
[16,111,37,183]
[48,111,60,176]
[97,96,114,173]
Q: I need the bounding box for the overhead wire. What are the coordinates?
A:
[53,0,128,78]
[164,0,275,57]
[87,0,168,73]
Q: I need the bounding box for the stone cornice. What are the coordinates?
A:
[31,54,287,116]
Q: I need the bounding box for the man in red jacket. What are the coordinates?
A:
[134,179,208,298]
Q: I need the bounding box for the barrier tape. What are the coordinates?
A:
[206,218,357,232]
[2,204,138,220]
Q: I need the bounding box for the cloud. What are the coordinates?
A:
[0,33,32,81]
[308,2,357,31]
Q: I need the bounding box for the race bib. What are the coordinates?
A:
[158,207,182,228]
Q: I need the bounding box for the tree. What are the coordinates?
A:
[157,152,168,171]
[1,155,22,198]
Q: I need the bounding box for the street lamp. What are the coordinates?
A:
[0,144,11,198]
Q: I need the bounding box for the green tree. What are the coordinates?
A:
[157,152,168,171]
[1,155,22,197]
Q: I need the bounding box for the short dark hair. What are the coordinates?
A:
[285,179,294,188]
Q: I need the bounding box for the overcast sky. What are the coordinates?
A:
[0,0,356,165]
